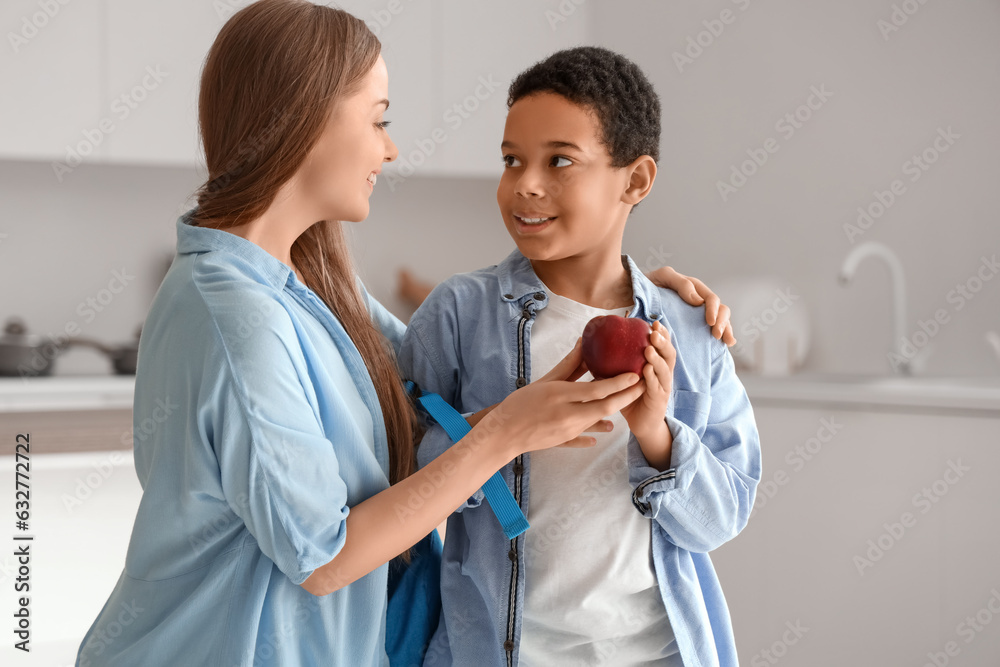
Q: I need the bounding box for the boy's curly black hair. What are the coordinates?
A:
[507,46,661,167]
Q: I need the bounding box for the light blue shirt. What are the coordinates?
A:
[77,210,406,667]
[398,249,762,667]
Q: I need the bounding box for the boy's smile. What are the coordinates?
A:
[497,92,654,306]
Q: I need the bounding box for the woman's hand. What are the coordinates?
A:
[646,265,736,346]
[486,338,645,458]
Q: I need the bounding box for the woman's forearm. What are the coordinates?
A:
[301,409,512,596]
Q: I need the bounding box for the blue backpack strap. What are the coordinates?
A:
[405,381,529,540]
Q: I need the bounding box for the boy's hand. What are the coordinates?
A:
[620,321,676,449]
[645,266,735,346]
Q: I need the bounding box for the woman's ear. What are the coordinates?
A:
[622,155,657,206]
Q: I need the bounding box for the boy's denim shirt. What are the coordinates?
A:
[398,249,762,667]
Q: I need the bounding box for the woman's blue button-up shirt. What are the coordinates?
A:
[76,210,406,667]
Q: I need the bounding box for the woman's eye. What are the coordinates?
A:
[376,120,391,130]
[502,155,522,167]
[551,156,572,167]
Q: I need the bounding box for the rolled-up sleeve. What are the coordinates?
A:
[628,347,761,553]
[203,287,353,585]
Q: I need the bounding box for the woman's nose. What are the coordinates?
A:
[384,134,398,163]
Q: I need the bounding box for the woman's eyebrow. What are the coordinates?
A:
[375,98,389,110]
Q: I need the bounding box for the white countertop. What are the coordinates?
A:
[740,373,1000,415]
[0,375,135,413]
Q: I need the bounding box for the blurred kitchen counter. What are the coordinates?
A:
[0,376,134,453]
[740,373,1000,416]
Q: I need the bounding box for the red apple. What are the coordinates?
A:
[581,315,652,380]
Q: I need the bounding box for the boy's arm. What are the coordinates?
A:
[397,291,485,511]
[627,347,761,553]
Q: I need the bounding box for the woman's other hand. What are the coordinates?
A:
[646,265,736,346]
[485,338,645,458]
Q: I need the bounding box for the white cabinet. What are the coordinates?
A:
[103,0,223,166]
[0,0,103,163]
[711,404,1000,665]
[2,1,592,173]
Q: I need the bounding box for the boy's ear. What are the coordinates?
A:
[622,155,657,206]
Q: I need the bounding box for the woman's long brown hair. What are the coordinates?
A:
[192,0,417,492]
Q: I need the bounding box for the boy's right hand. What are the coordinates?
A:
[487,338,645,458]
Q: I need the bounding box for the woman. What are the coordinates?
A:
[76,2,732,665]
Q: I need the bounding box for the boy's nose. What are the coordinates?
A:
[514,168,545,197]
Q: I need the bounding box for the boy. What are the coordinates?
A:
[398,47,760,667]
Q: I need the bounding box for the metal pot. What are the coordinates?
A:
[68,325,141,375]
[0,318,70,377]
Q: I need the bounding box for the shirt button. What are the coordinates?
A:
[503,640,514,651]
[515,377,527,388]
[508,548,517,562]
[513,462,524,475]
[503,293,514,300]
[533,291,545,301]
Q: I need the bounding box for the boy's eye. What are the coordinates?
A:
[502,155,522,167]
[551,156,572,167]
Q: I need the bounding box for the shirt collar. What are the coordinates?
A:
[496,249,665,322]
[175,208,294,290]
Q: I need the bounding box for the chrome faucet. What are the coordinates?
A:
[839,241,911,375]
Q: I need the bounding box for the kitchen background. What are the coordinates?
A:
[1,1,998,665]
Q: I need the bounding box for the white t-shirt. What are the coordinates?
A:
[519,289,681,665]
